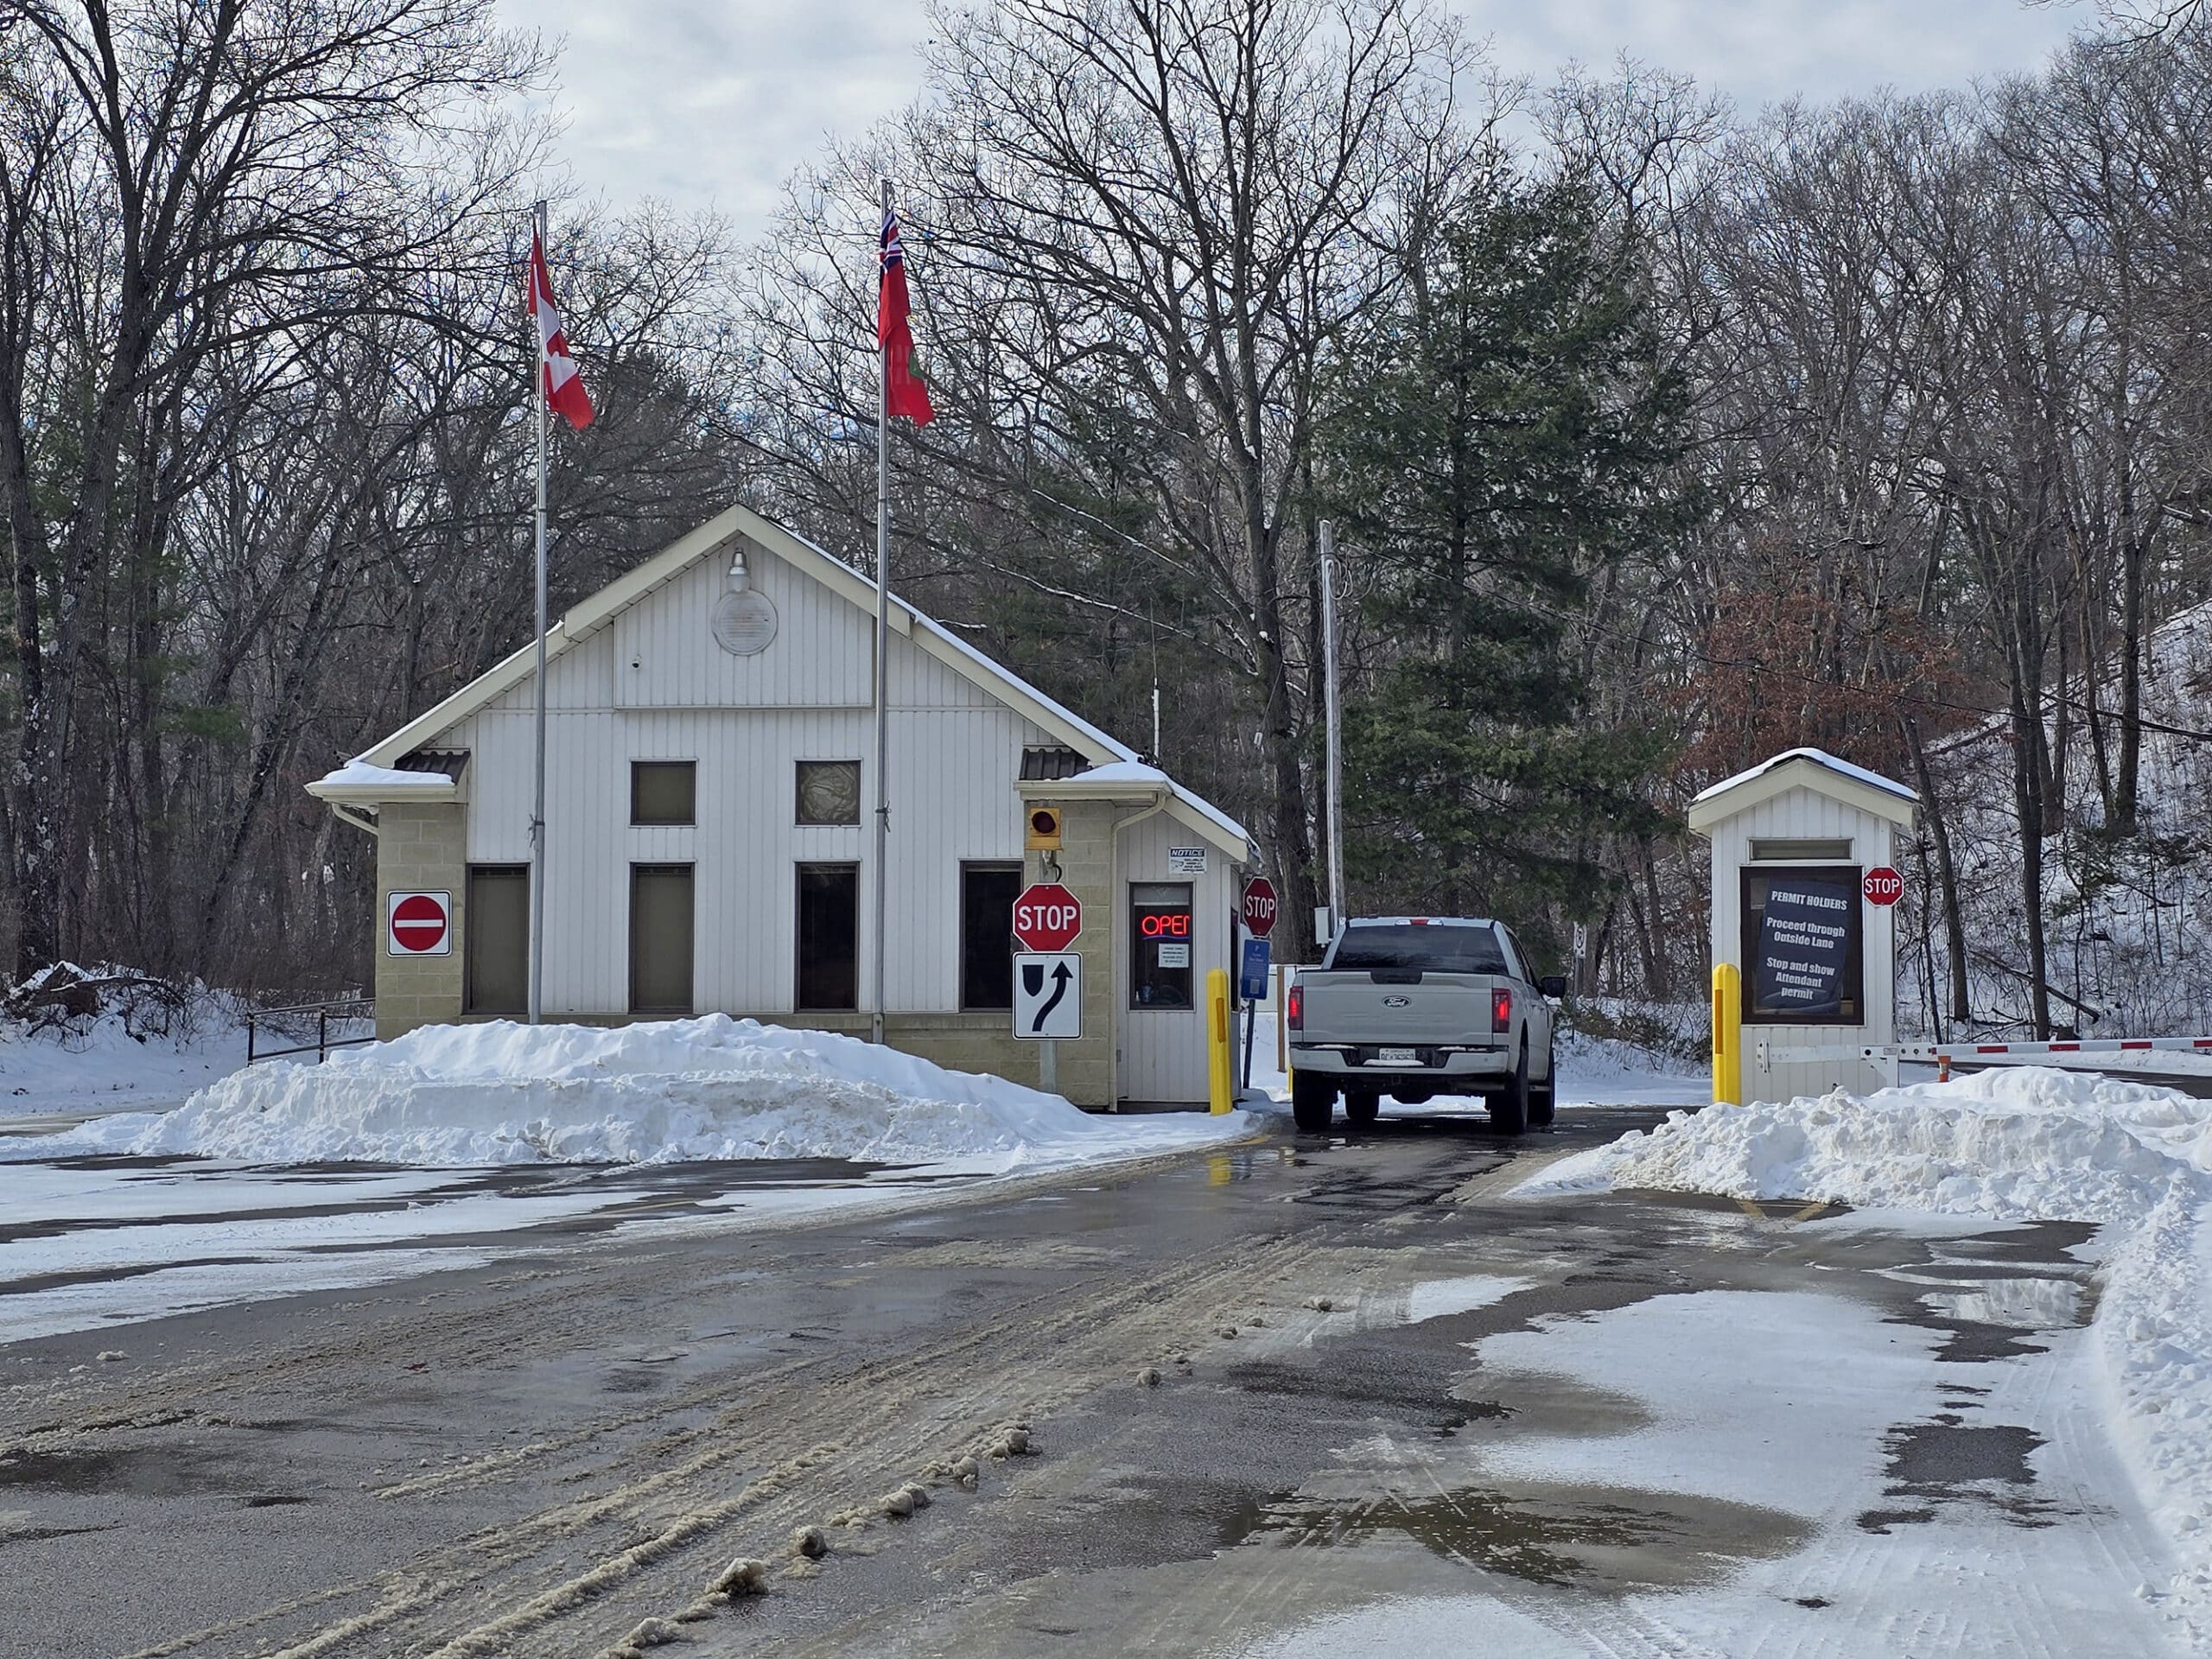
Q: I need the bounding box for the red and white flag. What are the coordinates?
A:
[528,232,594,430]
[878,207,934,425]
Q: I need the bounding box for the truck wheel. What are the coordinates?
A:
[1529,1041,1557,1128]
[1344,1090,1380,1127]
[1491,1039,1529,1136]
[1291,1072,1337,1133]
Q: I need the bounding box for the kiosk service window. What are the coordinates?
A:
[1131,882,1194,1008]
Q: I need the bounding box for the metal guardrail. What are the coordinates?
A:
[245,999,375,1065]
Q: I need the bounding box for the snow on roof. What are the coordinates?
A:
[1066,760,1253,850]
[1073,760,1166,785]
[1692,747,1916,807]
[311,760,458,794]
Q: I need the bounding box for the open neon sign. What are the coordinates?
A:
[1138,911,1192,939]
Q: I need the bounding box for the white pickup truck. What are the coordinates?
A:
[1286,917,1565,1135]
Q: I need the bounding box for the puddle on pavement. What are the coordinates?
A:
[1857,1420,2075,1532]
[0,1442,244,1498]
[1224,1480,1808,1590]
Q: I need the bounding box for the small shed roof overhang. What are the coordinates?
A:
[1020,760,1255,863]
[1686,747,1917,839]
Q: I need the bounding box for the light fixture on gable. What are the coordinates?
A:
[713,544,779,656]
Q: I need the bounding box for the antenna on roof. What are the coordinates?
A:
[1149,599,1161,760]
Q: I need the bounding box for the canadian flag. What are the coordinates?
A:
[528,232,594,430]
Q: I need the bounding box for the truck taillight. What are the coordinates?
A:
[1492,987,1512,1033]
[1287,983,1303,1031]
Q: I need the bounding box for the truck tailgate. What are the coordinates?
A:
[1298,971,1499,1045]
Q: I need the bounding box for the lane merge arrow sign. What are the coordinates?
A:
[1014,952,1082,1040]
[1012,883,1082,952]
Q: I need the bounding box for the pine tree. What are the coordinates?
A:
[1320,179,1694,954]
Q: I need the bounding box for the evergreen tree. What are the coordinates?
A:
[1320,179,1694,956]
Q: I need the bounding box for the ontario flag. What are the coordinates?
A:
[528,232,594,430]
[878,207,934,425]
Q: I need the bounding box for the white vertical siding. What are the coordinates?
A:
[1116,810,1236,1103]
[446,539,1055,1019]
[1709,784,1900,1100]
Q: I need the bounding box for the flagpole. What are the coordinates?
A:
[529,198,550,1027]
[871,178,893,1046]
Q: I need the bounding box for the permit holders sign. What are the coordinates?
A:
[1014,952,1081,1039]
[1741,867,1862,1023]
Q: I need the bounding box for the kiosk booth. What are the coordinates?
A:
[1688,748,1918,1103]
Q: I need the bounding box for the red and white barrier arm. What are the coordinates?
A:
[1886,1037,2212,1061]
[1752,1036,2212,1066]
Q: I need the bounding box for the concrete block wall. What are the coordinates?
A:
[1038,798,1118,1109]
[375,802,467,1039]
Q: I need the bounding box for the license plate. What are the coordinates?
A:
[1375,1047,1418,1067]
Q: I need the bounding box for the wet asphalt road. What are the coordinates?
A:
[0,1103,2172,1658]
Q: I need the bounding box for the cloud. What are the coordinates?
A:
[499,0,2081,234]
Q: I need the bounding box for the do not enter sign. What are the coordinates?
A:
[388,890,452,955]
[1012,883,1082,952]
[1862,867,1904,907]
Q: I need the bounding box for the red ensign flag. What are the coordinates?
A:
[878,207,934,425]
[528,232,594,430]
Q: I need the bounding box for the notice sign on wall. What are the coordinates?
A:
[1742,868,1861,1024]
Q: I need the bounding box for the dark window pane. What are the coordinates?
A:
[797,863,859,1009]
[632,761,696,826]
[1327,925,1507,975]
[1130,881,1194,1010]
[961,865,1021,1009]
[796,760,861,825]
[630,864,695,1014]
[466,865,529,1014]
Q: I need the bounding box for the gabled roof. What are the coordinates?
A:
[317,503,1252,860]
[1687,747,1917,836]
[342,501,1142,772]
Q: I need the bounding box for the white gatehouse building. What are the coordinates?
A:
[307,504,1252,1109]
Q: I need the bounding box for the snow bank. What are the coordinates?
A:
[1517,1067,2212,1643]
[17,1014,1249,1171]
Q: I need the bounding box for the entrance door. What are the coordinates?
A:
[629,863,695,1015]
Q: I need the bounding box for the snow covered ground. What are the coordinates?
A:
[0,1001,253,1119]
[1517,1067,2212,1649]
[0,1015,1252,1342]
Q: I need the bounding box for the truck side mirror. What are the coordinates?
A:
[1538,976,1567,999]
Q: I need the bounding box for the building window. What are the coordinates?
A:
[632,761,696,826]
[1130,881,1194,1010]
[796,760,861,826]
[797,863,860,1010]
[629,863,696,1014]
[960,863,1022,1010]
[465,865,529,1014]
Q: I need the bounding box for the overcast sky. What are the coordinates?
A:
[499,0,2082,236]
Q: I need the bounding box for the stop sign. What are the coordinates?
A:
[1012,883,1082,951]
[1242,876,1278,938]
[388,890,451,955]
[1862,867,1904,907]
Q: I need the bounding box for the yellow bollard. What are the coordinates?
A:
[1711,962,1742,1106]
[1207,968,1235,1115]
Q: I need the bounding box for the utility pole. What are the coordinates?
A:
[1319,519,1345,943]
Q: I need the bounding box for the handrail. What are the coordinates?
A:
[246,998,375,1065]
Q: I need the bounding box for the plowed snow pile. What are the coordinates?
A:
[16,1015,1249,1169]
[1519,1067,2212,1645]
